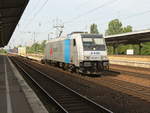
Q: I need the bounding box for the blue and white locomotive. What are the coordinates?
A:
[42,32,109,74]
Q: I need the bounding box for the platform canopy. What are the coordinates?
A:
[105,29,150,46]
[0,0,29,47]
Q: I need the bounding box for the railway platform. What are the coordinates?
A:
[108,55,150,68]
[0,55,48,113]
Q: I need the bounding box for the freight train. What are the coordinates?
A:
[41,32,109,74]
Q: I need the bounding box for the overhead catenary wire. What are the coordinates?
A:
[23,0,49,30]
[23,0,42,20]
[21,1,150,40]
[64,0,150,32]
[64,0,119,24]
[123,9,150,20]
[78,8,150,30]
[22,0,119,35]
[20,0,42,28]
[76,0,91,9]
[88,10,150,24]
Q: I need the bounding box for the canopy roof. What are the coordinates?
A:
[105,29,150,46]
[0,0,29,47]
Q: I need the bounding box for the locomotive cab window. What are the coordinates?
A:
[94,38,104,45]
[81,35,106,51]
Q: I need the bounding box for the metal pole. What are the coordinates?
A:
[139,43,142,55]
[48,34,49,40]
[33,32,36,54]
[113,45,116,55]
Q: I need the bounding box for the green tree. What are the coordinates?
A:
[26,40,47,54]
[0,49,7,54]
[106,19,133,35]
[90,24,99,34]
[141,42,150,55]
[41,40,46,53]
[105,19,123,35]
[123,25,132,33]
[105,19,134,55]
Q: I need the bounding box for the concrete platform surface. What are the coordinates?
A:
[108,55,150,62]
[109,55,150,68]
[0,55,48,113]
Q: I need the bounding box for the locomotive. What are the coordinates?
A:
[42,32,109,74]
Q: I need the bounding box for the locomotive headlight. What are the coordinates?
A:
[84,56,90,60]
[101,56,108,60]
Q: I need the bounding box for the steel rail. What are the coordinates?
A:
[10,57,68,113]
[11,57,113,113]
[108,68,150,80]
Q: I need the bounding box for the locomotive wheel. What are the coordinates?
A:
[75,68,80,74]
[41,59,45,64]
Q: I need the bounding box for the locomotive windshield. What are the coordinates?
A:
[81,34,106,51]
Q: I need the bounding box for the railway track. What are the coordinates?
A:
[110,65,150,80]
[108,66,150,80]
[96,77,150,102]
[10,56,113,113]
[14,56,150,102]
[27,58,150,102]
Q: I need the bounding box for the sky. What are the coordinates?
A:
[7,0,150,48]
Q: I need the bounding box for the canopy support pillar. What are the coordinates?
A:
[113,44,118,55]
[139,43,142,55]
